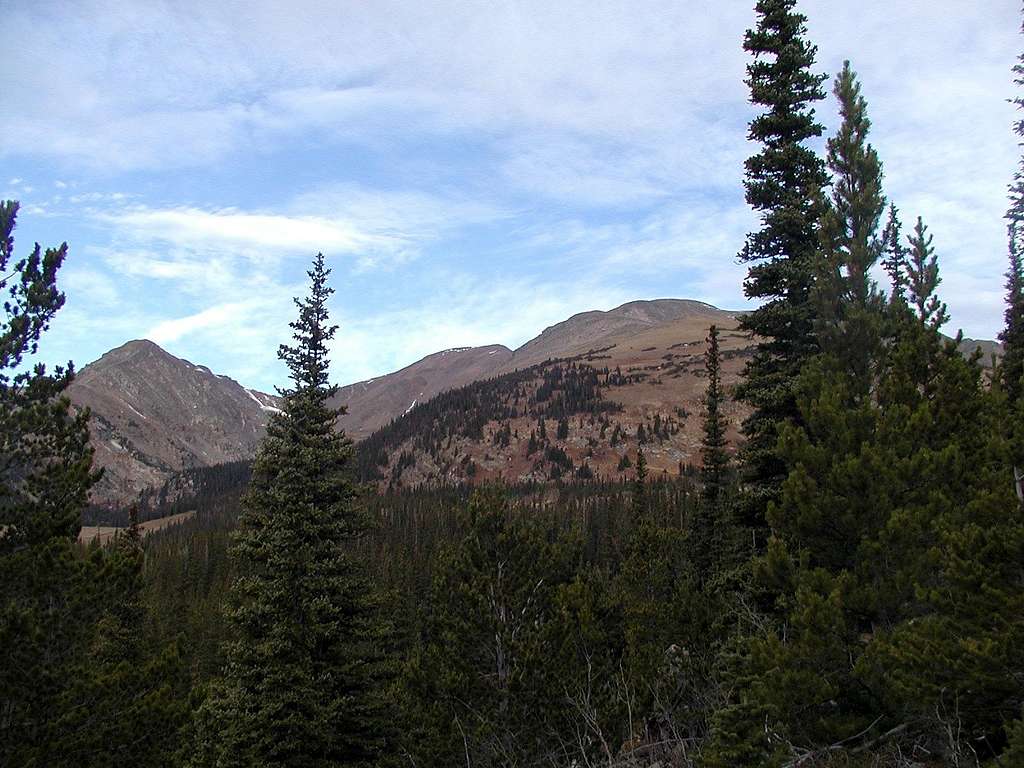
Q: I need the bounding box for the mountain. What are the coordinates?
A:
[67,340,282,507]
[356,302,751,487]
[958,336,1002,365]
[69,301,1003,507]
[500,299,731,371]
[336,300,731,439]
[335,344,513,440]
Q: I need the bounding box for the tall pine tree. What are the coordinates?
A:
[905,216,949,330]
[734,0,828,536]
[0,200,106,765]
[1000,236,1024,405]
[709,61,890,768]
[715,60,1024,764]
[700,325,729,504]
[814,60,887,392]
[192,254,393,767]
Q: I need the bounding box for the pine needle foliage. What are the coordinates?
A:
[1003,21,1024,408]
[0,200,104,764]
[700,325,729,504]
[193,253,393,767]
[905,217,949,330]
[734,0,829,532]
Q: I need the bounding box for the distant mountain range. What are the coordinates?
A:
[67,299,999,507]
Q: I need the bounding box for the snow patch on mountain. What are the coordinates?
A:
[246,389,284,415]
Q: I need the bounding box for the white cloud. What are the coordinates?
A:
[7,0,1022,381]
[62,267,121,308]
[93,186,503,272]
[147,300,262,344]
[108,207,371,254]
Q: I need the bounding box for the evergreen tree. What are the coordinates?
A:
[815,60,886,392]
[709,61,892,767]
[403,489,575,767]
[999,238,1024,404]
[1003,23,1024,411]
[881,203,907,301]
[0,200,104,764]
[905,216,949,330]
[715,63,1024,762]
[556,416,569,440]
[734,0,828,533]
[632,447,647,521]
[700,325,729,503]
[1008,11,1024,244]
[192,254,393,767]
[62,518,186,767]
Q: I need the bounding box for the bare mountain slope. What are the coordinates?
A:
[66,302,743,504]
[357,310,753,488]
[67,340,282,506]
[502,299,736,371]
[70,300,1001,507]
[335,344,513,440]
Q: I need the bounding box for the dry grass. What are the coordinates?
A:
[79,510,196,545]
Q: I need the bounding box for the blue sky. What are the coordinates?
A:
[3,0,1019,392]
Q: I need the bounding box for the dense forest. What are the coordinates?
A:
[3,1,1024,766]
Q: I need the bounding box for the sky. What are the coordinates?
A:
[3,0,1020,392]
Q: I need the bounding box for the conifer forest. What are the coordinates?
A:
[3,1,1024,766]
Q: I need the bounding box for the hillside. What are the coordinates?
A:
[357,307,752,488]
[334,344,513,439]
[71,301,1001,506]
[67,340,282,506]
[74,300,746,505]
[500,298,731,371]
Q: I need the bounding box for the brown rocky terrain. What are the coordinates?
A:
[79,510,196,545]
[67,340,282,506]
[498,299,730,372]
[357,302,751,487]
[75,300,741,504]
[71,300,1001,506]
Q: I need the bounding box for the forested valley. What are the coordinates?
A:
[3,1,1024,766]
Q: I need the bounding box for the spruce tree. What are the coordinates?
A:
[700,325,729,503]
[403,490,575,767]
[734,0,829,534]
[193,254,392,767]
[719,61,1024,762]
[61,518,186,767]
[880,203,907,301]
[1005,18,1024,512]
[709,61,892,767]
[632,447,647,521]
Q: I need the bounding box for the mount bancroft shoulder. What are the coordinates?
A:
[67,299,995,506]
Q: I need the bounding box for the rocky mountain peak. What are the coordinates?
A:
[68,341,281,507]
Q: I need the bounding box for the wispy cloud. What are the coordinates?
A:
[94,186,502,271]
[4,0,1020,390]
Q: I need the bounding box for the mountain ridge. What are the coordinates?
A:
[69,300,1000,506]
